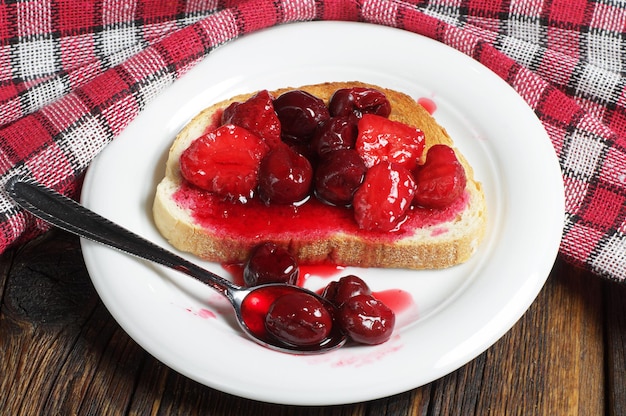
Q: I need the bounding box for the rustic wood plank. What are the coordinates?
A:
[362,389,430,416]
[129,354,375,415]
[427,352,487,415]
[45,303,146,415]
[0,242,12,308]
[539,262,604,415]
[0,231,101,416]
[552,264,605,416]
[606,278,626,416]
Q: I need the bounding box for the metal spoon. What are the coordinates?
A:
[6,177,346,354]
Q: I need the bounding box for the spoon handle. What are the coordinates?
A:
[6,177,236,295]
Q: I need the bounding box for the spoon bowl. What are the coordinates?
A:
[6,177,347,354]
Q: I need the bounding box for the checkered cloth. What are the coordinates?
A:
[0,0,624,283]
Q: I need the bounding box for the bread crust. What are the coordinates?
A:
[153,82,486,269]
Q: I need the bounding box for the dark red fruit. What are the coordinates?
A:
[179,124,270,202]
[352,161,416,232]
[338,294,395,345]
[321,275,372,306]
[273,90,330,145]
[258,145,313,204]
[243,242,299,287]
[311,116,358,157]
[221,90,281,148]
[413,144,467,209]
[314,149,366,206]
[356,114,425,171]
[328,87,391,118]
[265,292,333,346]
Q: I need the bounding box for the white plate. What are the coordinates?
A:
[80,21,564,405]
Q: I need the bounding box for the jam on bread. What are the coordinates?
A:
[153,82,487,270]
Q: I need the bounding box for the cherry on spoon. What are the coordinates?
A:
[6,177,346,355]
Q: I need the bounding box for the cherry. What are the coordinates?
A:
[273,90,330,145]
[356,114,425,171]
[179,124,270,202]
[328,87,391,118]
[221,90,282,148]
[321,275,372,306]
[353,161,416,232]
[413,144,467,209]
[314,149,366,206]
[258,145,313,205]
[311,115,358,157]
[338,294,395,345]
[265,292,333,346]
[243,242,299,287]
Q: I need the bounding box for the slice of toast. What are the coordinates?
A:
[153,81,486,269]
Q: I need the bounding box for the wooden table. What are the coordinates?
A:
[1,229,624,415]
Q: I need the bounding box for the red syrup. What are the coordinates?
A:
[417,97,437,115]
[198,308,216,319]
[222,262,344,287]
[222,263,246,286]
[300,263,346,279]
[372,289,415,316]
[172,182,468,247]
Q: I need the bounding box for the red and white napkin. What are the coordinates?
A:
[0,0,624,283]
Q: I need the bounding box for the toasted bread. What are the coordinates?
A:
[153,82,486,269]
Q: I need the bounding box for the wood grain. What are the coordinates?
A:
[0,230,622,415]
[607,278,626,416]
